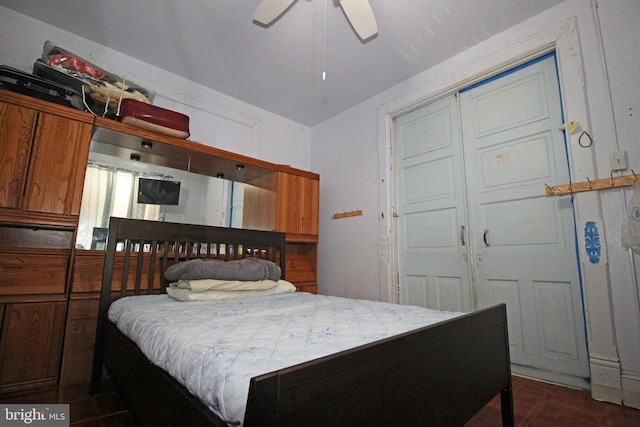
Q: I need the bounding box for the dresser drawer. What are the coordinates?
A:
[0,252,68,295]
[285,255,316,282]
[0,225,73,249]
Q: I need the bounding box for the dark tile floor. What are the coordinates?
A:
[466,376,640,426]
[1,375,639,426]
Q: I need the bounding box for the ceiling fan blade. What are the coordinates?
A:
[339,0,378,40]
[253,0,297,25]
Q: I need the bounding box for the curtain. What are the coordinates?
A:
[76,162,161,250]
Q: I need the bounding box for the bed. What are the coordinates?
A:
[90,217,514,427]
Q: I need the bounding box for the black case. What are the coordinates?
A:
[0,65,84,110]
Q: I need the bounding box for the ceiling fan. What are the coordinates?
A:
[253,0,378,40]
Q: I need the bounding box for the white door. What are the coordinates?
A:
[395,96,472,312]
[395,53,589,384]
[459,54,588,381]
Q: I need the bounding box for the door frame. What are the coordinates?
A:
[375,16,621,402]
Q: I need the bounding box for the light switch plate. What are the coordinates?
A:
[610,151,627,171]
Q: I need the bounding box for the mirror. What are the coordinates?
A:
[75,140,245,250]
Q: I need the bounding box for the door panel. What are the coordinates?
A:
[535,280,577,357]
[403,209,457,249]
[402,157,456,202]
[484,198,562,248]
[470,72,552,137]
[479,134,554,190]
[396,96,471,313]
[488,280,524,351]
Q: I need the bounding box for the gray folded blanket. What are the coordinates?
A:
[164,258,281,282]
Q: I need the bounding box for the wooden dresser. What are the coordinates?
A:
[0,91,92,393]
[0,89,319,389]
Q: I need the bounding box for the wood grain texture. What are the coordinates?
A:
[0,301,66,392]
[0,102,36,209]
[24,112,92,215]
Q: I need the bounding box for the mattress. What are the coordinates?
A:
[108,292,461,425]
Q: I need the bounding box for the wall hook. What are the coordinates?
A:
[546,172,640,196]
[332,209,363,220]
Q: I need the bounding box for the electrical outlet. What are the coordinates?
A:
[610,151,627,171]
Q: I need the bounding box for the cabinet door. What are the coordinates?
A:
[24,112,92,215]
[298,176,319,235]
[0,301,66,390]
[278,172,301,234]
[277,173,319,235]
[0,102,37,209]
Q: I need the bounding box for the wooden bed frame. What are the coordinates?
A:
[91,217,514,427]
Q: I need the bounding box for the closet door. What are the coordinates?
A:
[460,54,589,381]
[395,96,472,312]
[395,54,589,385]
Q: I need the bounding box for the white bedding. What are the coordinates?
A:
[108,292,461,425]
[166,279,296,301]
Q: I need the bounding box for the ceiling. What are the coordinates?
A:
[1,0,564,126]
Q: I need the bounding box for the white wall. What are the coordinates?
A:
[312,0,640,408]
[594,0,640,409]
[0,6,312,170]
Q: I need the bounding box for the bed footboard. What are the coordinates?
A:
[245,303,514,427]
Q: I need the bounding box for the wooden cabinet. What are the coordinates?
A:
[0,224,74,392]
[0,90,93,391]
[0,88,321,387]
[277,170,319,236]
[0,93,93,219]
[243,169,319,293]
[276,170,319,294]
[0,301,66,392]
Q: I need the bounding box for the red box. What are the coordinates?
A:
[118,99,190,139]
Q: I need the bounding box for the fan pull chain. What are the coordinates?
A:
[322,0,327,80]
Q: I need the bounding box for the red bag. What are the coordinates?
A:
[118,99,190,139]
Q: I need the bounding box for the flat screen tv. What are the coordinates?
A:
[137,178,181,205]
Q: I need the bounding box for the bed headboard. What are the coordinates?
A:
[98,217,286,298]
[91,217,286,389]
